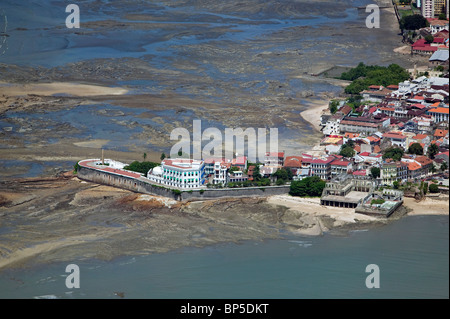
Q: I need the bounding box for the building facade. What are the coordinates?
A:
[148,158,206,189]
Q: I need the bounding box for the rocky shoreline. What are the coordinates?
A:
[2,173,446,271]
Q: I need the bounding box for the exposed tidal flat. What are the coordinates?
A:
[0,0,448,297]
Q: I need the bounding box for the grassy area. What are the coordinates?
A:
[398,8,414,18]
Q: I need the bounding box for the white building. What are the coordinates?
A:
[148,158,205,189]
[213,162,228,185]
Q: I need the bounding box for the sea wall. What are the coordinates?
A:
[77,165,290,201]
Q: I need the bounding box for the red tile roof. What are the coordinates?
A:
[434,129,449,137]
[413,134,428,140]
[383,132,406,139]
[429,107,449,114]
[408,162,421,171]
[330,160,350,166]
[265,152,285,158]
[284,156,303,168]
[415,156,433,166]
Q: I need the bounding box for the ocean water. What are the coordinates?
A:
[0,215,448,299]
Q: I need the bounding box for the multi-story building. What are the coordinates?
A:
[311,157,334,180]
[433,0,448,17]
[421,0,434,18]
[381,161,408,186]
[427,107,449,124]
[382,131,408,149]
[340,115,390,135]
[330,159,351,177]
[147,158,206,189]
[264,152,285,166]
[213,161,229,185]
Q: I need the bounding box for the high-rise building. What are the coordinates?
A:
[421,0,434,18]
[433,0,448,16]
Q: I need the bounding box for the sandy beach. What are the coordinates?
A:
[403,196,450,216]
[300,100,327,133]
[0,82,128,97]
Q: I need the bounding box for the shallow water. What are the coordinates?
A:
[0,215,447,299]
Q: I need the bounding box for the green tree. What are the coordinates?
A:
[289,176,326,197]
[370,167,381,179]
[441,161,448,172]
[160,152,166,161]
[427,143,439,159]
[177,150,183,157]
[400,14,428,30]
[124,161,159,174]
[340,145,355,158]
[429,183,439,193]
[438,12,447,20]
[383,147,404,161]
[143,152,147,161]
[423,182,428,195]
[408,142,424,155]
[424,34,434,44]
[393,181,400,189]
[341,63,410,95]
[329,100,339,114]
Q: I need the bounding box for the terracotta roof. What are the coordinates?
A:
[231,156,247,166]
[373,145,381,153]
[344,132,360,138]
[415,156,433,166]
[359,152,371,156]
[411,103,426,109]
[339,105,353,115]
[353,170,366,176]
[265,152,285,158]
[284,156,303,168]
[429,107,449,114]
[330,160,350,166]
[434,129,449,137]
[429,19,449,26]
[367,136,380,143]
[408,162,421,171]
[311,157,335,165]
[383,132,406,139]
[413,134,428,140]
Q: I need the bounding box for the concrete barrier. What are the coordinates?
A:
[77,165,290,201]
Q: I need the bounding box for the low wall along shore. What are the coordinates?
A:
[77,165,290,201]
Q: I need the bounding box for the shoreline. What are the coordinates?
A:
[0,174,447,272]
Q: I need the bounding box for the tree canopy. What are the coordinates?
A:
[289,176,326,197]
[382,147,404,161]
[427,143,439,159]
[124,161,160,174]
[339,145,355,158]
[408,142,424,155]
[400,14,428,31]
[370,167,380,179]
[340,63,410,95]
